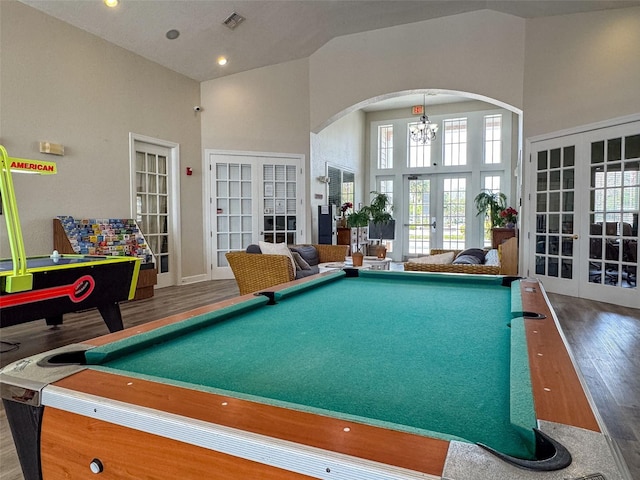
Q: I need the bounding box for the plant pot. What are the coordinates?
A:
[376,246,387,259]
[352,252,364,267]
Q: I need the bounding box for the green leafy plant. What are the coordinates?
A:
[346,208,370,228]
[474,191,507,229]
[367,191,394,242]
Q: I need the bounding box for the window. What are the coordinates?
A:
[378,125,393,169]
[377,178,394,252]
[342,171,355,206]
[443,118,467,166]
[370,108,512,251]
[377,179,394,207]
[481,175,502,246]
[484,114,502,164]
[592,169,638,226]
[442,178,466,250]
[328,165,354,209]
[408,126,432,168]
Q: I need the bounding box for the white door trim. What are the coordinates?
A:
[129,133,182,287]
[204,149,306,280]
[528,113,640,144]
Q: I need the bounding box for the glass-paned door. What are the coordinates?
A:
[529,120,638,307]
[403,174,468,258]
[214,162,254,269]
[208,152,303,279]
[262,164,298,244]
[405,177,432,256]
[532,142,578,295]
[587,132,638,291]
[134,142,174,288]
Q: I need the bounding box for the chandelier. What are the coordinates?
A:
[409,96,438,144]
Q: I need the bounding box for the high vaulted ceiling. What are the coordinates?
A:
[18,0,640,83]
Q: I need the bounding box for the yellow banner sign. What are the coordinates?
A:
[8,157,57,174]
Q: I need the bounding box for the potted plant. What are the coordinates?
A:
[346,207,370,266]
[474,191,507,229]
[367,191,394,259]
[500,206,518,229]
[338,202,353,228]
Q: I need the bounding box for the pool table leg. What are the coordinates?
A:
[96,302,124,332]
[44,315,63,329]
[2,399,43,480]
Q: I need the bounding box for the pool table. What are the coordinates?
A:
[0,254,140,332]
[0,270,630,480]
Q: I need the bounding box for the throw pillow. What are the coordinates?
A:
[410,251,455,264]
[289,245,320,266]
[484,249,500,266]
[291,251,312,270]
[258,241,296,272]
[246,244,262,254]
[455,248,486,264]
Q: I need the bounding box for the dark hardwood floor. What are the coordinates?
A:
[1,280,638,479]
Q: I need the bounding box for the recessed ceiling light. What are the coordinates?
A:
[166,29,180,40]
[104,0,119,7]
[217,57,228,66]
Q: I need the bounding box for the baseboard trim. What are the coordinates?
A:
[180,274,209,285]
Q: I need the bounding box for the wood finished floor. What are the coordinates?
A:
[1,280,639,480]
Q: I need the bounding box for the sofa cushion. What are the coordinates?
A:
[410,252,455,265]
[295,266,320,279]
[289,245,320,266]
[258,241,296,272]
[291,251,312,270]
[454,248,486,264]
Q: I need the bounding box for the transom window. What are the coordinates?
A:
[378,125,393,169]
[408,126,432,167]
[443,118,467,166]
[484,114,502,164]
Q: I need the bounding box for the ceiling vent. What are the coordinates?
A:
[222,12,245,30]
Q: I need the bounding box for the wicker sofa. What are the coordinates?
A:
[226,243,349,295]
[403,237,517,275]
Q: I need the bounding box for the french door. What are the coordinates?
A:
[528,120,639,308]
[131,137,180,288]
[403,174,469,258]
[207,151,305,279]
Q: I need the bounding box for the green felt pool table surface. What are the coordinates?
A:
[86,270,536,459]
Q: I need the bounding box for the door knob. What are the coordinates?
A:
[572,234,579,240]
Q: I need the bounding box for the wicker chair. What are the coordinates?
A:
[226,244,349,295]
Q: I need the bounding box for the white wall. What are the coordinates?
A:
[309,10,526,132]
[523,7,640,137]
[309,110,366,242]
[0,1,203,278]
[200,59,310,155]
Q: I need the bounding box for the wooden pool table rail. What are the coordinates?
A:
[52,369,451,477]
[520,279,600,432]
